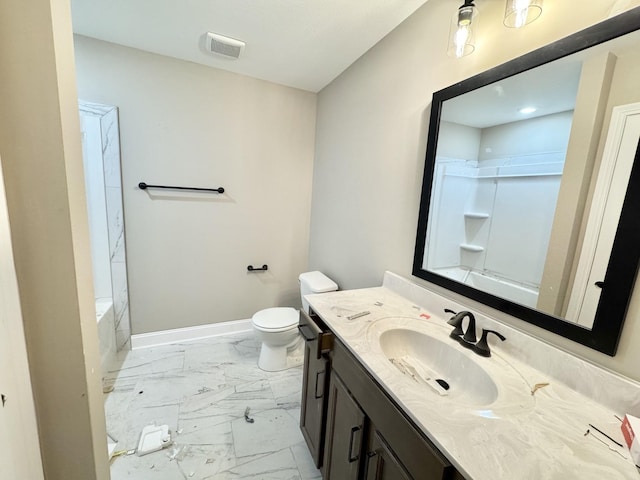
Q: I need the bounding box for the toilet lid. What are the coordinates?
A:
[253,307,298,330]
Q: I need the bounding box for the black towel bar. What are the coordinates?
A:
[138,182,224,194]
[247,265,268,272]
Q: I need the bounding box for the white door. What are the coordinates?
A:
[0,155,45,479]
[566,104,640,327]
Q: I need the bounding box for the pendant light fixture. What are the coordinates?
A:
[503,0,543,28]
[448,0,478,58]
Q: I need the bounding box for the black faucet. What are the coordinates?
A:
[473,329,506,357]
[445,309,506,356]
[446,310,477,348]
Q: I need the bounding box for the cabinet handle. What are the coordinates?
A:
[363,450,378,480]
[348,425,362,463]
[298,324,316,342]
[314,370,326,399]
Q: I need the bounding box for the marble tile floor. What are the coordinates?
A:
[103,331,321,480]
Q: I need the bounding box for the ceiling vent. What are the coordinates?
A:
[205,32,245,59]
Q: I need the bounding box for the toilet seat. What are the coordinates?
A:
[252,307,298,332]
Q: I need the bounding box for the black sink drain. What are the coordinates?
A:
[435,379,450,390]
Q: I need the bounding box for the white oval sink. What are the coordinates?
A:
[379,328,499,406]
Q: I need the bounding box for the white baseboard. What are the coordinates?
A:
[131,319,253,350]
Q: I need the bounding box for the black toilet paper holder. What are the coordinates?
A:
[247,265,268,272]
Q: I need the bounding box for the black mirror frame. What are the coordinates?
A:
[413,7,640,356]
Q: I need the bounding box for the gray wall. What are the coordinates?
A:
[478,111,573,161]
[74,36,317,334]
[309,0,640,381]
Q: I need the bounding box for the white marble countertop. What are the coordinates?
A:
[306,282,640,480]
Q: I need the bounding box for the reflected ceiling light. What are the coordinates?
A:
[504,0,543,28]
[518,106,537,114]
[448,0,478,58]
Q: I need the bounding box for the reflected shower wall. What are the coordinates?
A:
[80,101,131,353]
[427,153,563,308]
[425,111,574,309]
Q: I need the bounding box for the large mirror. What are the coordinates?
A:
[413,7,640,356]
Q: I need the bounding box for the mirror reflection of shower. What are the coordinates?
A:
[79,101,131,373]
[425,111,574,309]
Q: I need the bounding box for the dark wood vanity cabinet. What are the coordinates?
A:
[323,371,412,480]
[323,372,365,479]
[299,309,333,468]
[365,429,412,480]
[302,330,464,480]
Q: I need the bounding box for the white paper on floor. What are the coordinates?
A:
[136,424,172,456]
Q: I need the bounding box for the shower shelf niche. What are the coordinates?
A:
[460,244,484,252]
[463,212,490,219]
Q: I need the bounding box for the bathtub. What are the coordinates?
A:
[96,298,116,375]
[431,267,539,309]
[465,271,538,308]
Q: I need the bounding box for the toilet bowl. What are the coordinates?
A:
[253,307,302,371]
[252,271,338,371]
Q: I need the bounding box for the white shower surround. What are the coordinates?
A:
[79,101,131,351]
[431,266,539,308]
[426,152,565,303]
[95,298,115,372]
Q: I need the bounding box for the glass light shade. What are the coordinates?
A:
[504,0,543,28]
[447,3,478,58]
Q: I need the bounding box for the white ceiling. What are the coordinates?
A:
[441,26,640,129]
[442,59,583,129]
[70,0,430,92]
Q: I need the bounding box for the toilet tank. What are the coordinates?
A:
[299,271,338,313]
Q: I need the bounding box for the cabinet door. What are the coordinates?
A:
[299,331,329,467]
[365,430,412,480]
[323,372,365,480]
[332,339,458,479]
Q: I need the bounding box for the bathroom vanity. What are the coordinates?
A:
[300,308,462,479]
[299,272,640,479]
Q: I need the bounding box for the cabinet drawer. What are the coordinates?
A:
[332,340,458,480]
[299,309,333,359]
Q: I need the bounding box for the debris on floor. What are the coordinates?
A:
[168,444,191,462]
[136,424,172,456]
[102,377,115,394]
[244,406,255,423]
[111,449,135,458]
[107,433,118,459]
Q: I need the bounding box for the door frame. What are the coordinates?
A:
[566,102,640,325]
[0,155,45,479]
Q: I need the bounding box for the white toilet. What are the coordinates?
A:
[252,271,338,371]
